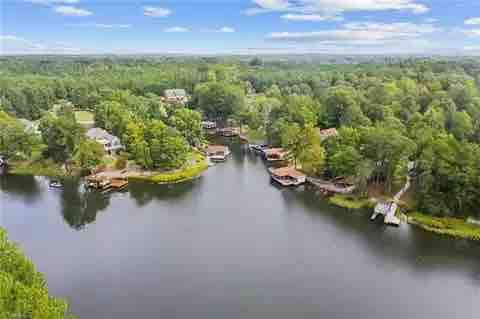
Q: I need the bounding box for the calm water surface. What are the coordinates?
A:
[1,143,480,319]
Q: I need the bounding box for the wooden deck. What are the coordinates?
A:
[110,179,129,190]
[307,177,355,195]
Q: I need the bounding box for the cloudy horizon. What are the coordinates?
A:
[2,0,480,55]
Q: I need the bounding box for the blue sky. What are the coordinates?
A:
[1,0,480,55]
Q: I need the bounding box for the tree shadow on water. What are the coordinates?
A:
[60,180,110,230]
[128,179,201,207]
[0,175,43,203]
[280,188,480,283]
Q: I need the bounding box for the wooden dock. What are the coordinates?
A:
[371,202,400,226]
[370,176,411,227]
[110,178,129,191]
[86,175,129,193]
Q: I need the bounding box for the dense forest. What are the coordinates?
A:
[1,56,480,219]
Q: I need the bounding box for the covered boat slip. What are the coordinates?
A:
[263,148,288,162]
[206,145,231,162]
[269,166,306,187]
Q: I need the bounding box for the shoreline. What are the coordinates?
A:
[6,159,480,241]
[327,194,480,241]
[6,153,209,185]
[406,212,480,241]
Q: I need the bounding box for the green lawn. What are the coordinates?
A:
[328,194,375,210]
[9,159,65,178]
[130,152,208,184]
[74,111,94,123]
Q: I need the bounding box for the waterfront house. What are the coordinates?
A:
[206,145,231,162]
[319,128,338,141]
[163,89,189,105]
[263,148,288,162]
[86,128,123,154]
[269,166,306,186]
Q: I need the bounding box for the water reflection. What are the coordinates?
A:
[285,189,480,280]
[128,179,200,207]
[59,179,110,230]
[0,174,42,203]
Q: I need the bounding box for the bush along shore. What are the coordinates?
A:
[129,153,208,185]
[407,212,480,241]
[8,160,71,178]
[327,194,480,241]
[328,194,375,210]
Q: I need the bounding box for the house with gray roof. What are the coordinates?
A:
[86,128,123,154]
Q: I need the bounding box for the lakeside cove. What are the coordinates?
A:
[3,136,480,241]
[3,142,480,319]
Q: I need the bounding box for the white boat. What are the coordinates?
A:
[49,180,63,188]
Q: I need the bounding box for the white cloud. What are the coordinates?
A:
[0,34,82,55]
[54,5,92,16]
[164,27,189,33]
[464,46,480,51]
[67,23,131,29]
[463,29,480,36]
[246,0,429,17]
[218,27,235,33]
[281,13,342,21]
[267,22,438,44]
[143,6,172,18]
[465,18,480,25]
[25,0,79,5]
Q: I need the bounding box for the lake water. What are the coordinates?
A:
[1,143,480,319]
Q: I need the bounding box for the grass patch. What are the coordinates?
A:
[9,160,66,178]
[408,212,480,241]
[130,152,208,184]
[328,194,375,210]
[74,111,94,123]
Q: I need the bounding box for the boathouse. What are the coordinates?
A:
[206,145,231,162]
[218,127,239,137]
[263,148,288,162]
[269,167,306,186]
